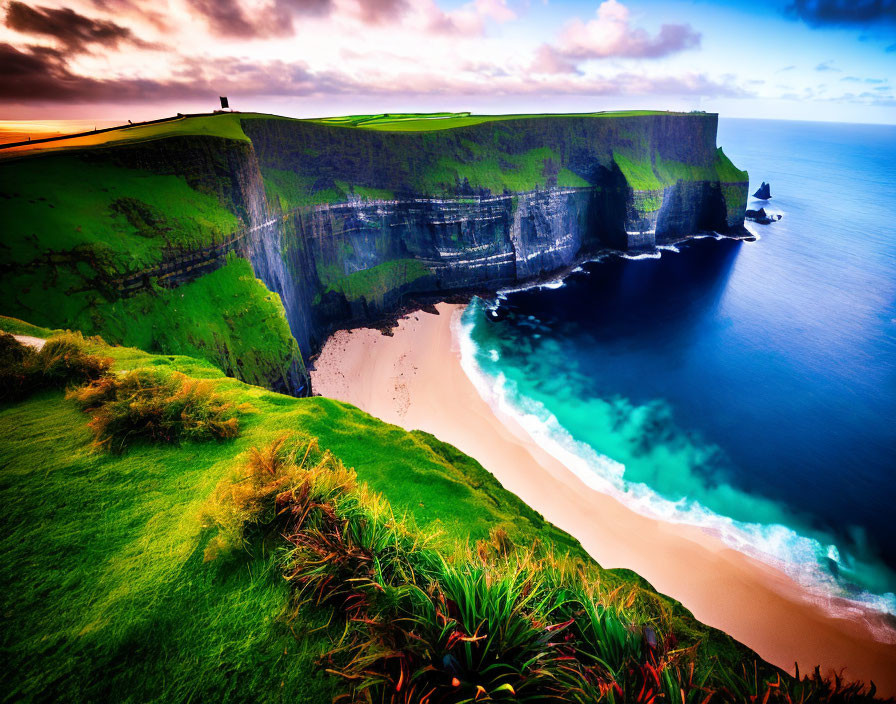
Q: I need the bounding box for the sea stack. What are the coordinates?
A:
[753,181,771,199]
[745,207,782,224]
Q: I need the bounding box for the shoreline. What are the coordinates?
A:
[310,302,896,696]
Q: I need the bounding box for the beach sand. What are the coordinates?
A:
[311,302,896,696]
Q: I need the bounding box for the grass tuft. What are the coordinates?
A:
[0,331,111,401]
[68,368,241,452]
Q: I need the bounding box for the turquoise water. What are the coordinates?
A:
[460,118,896,619]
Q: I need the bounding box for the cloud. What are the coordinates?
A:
[786,0,896,27]
[185,0,257,37]
[423,0,516,35]
[530,44,582,74]
[0,42,189,101]
[0,39,748,106]
[815,60,841,71]
[356,0,407,23]
[777,65,796,72]
[0,41,356,103]
[4,1,160,52]
[550,0,700,60]
[185,0,332,38]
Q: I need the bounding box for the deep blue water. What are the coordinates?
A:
[460,118,896,614]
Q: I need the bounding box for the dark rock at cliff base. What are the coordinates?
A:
[745,207,782,224]
[753,182,771,199]
[487,306,509,322]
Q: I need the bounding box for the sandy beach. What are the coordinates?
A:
[311,302,896,696]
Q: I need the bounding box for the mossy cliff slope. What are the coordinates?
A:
[0,111,748,393]
[4,316,866,704]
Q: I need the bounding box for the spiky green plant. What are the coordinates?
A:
[716,661,882,704]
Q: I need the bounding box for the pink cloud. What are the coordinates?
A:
[551,0,700,60]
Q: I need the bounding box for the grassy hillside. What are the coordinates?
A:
[1,318,881,703]
[0,152,238,271]
[0,114,251,158]
[0,138,307,394]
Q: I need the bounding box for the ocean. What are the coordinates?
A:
[459,118,896,619]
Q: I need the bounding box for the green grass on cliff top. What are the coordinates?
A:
[5,316,714,702]
[309,109,685,131]
[2,110,702,158]
[1,257,305,395]
[0,114,251,159]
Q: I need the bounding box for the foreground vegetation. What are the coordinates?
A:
[0,319,885,702]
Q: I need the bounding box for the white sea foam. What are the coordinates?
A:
[453,308,896,630]
[620,251,662,260]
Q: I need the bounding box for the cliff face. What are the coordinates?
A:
[262,188,597,353]
[234,113,747,363]
[0,112,748,396]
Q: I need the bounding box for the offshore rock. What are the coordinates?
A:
[745,208,781,224]
[753,182,771,199]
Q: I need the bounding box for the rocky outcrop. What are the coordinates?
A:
[745,208,781,224]
[753,182,771,199]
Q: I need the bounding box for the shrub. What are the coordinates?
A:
[200,434,358,561]
[67,368,240,453]
[0,331,111,402]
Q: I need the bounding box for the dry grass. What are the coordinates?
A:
[67,368,241,453]
[0,331,111,401]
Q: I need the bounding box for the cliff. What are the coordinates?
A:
[0,110,749,394]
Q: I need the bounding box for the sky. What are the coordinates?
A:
[0,0,894,123]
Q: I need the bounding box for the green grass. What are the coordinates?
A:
[1,258,305,393]
[314,110,683,132]
[0,322,616,701]
[333,180,395,201]
[613,151,664,191]
[261,167,343,210]
[0,153,238,271]
[614,147,748,194]
[88,258,305,391]
[714,147,749,182]
[262,169,398,212]
[0,390,336,703]
[0,315,56,338]
[319,258,431,304]
[420,146,594,194]
[1,114,251,158]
